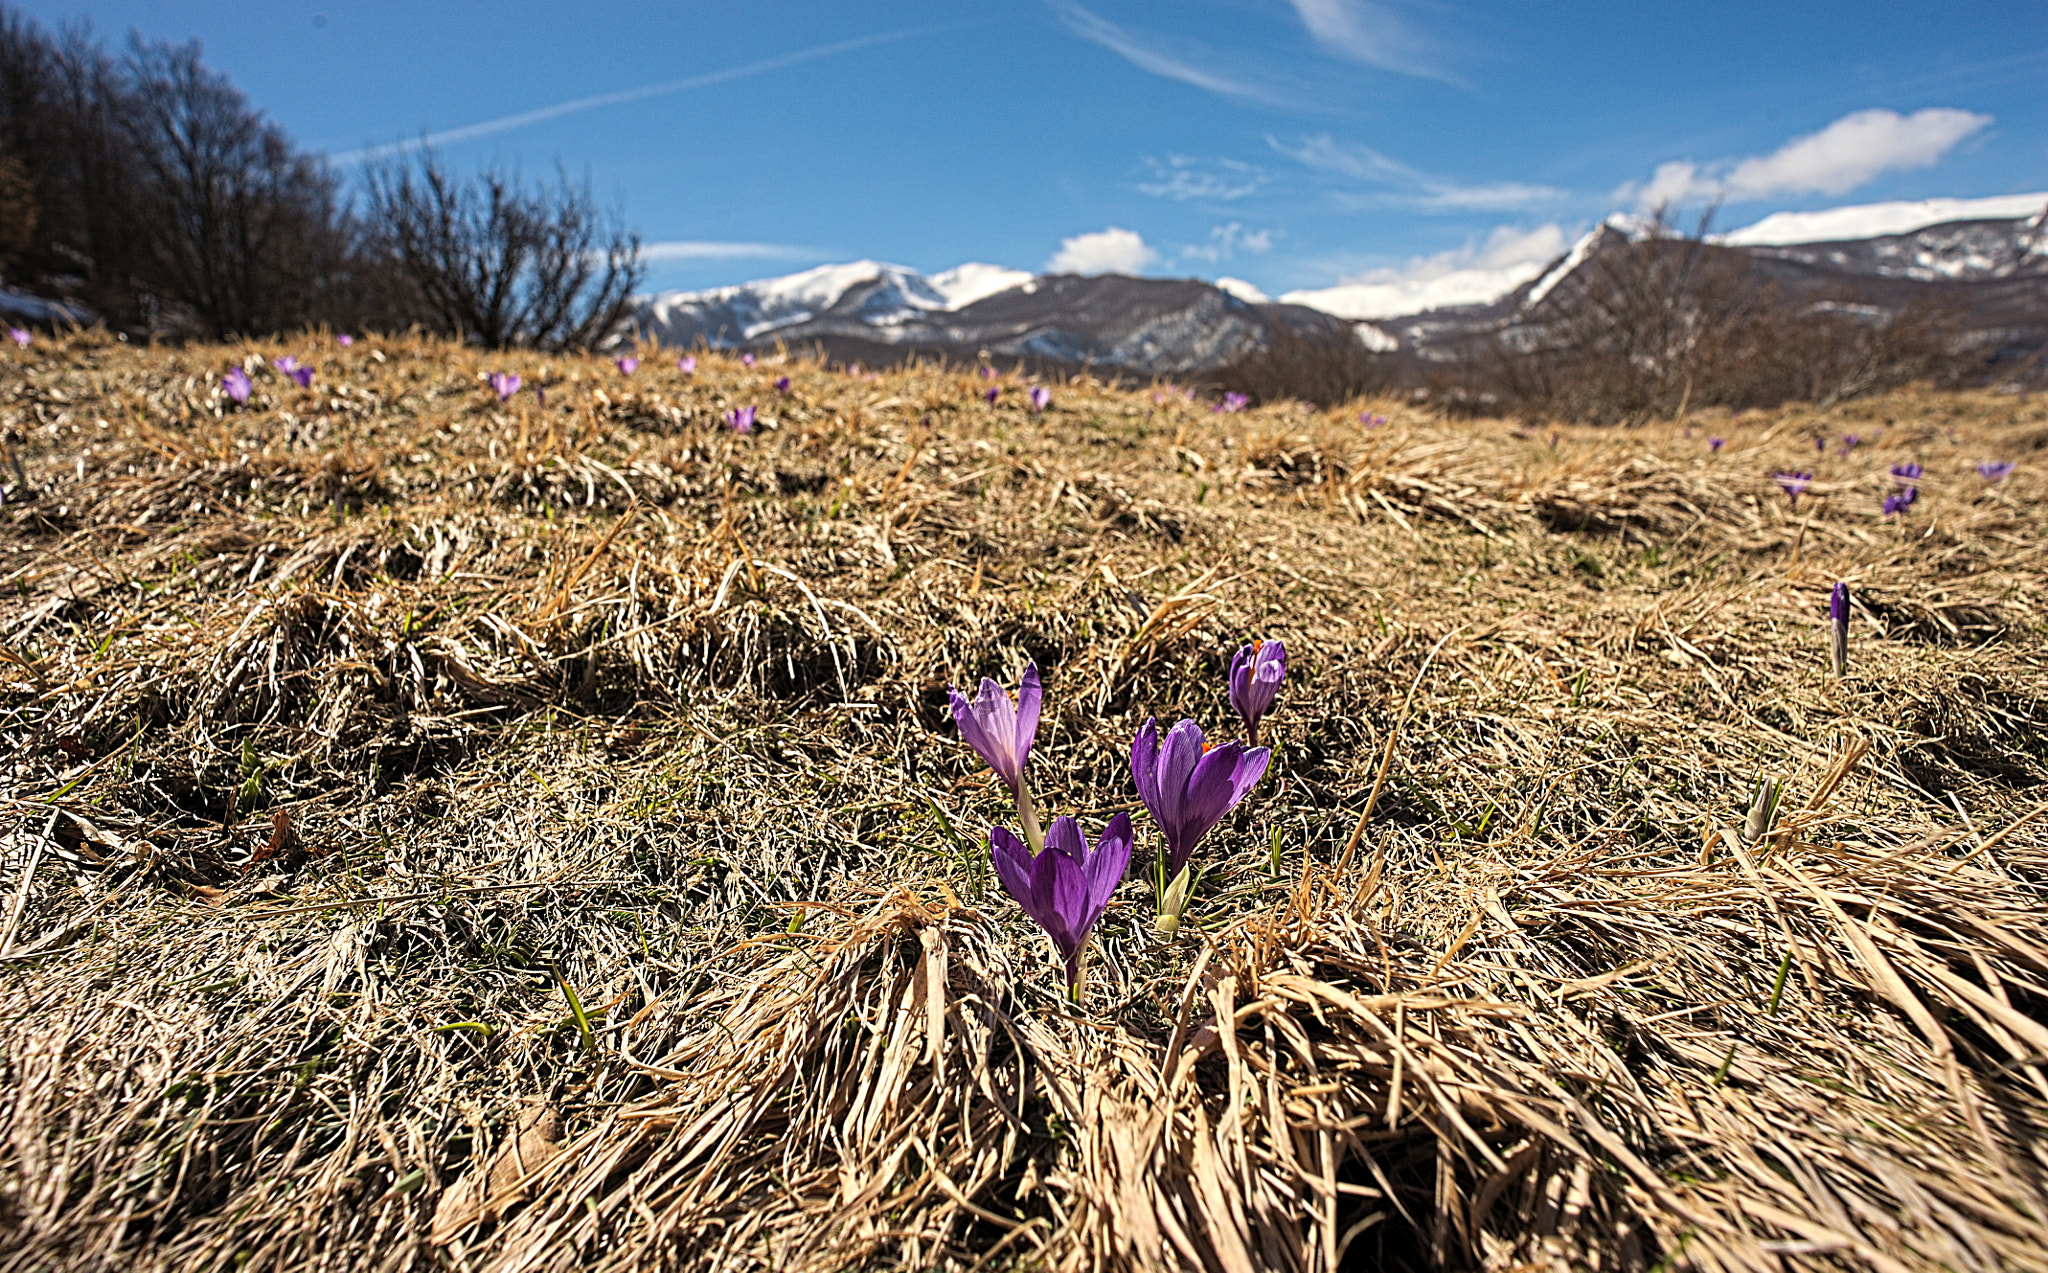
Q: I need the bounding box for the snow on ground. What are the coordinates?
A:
[1718,194,2048,246]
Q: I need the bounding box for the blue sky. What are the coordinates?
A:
[20,0,2048,299]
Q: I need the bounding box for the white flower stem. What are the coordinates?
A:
[1015,779,1044,854]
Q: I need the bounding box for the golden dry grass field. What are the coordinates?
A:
[3,333,2048,1273]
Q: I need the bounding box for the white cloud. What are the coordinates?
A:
[1181,222,1274,263]
[1049,1,1300,108]
[1620,108,1994,209]
[1280,224,1569,319]
[1137,155,1267,202]
[1286,0,1440,79]
[1271,133,1566,211]
[1047,227,1160,275]
[641,241,822,263]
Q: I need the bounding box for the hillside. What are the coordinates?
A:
[4,333,2048,1272]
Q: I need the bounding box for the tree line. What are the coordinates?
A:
[0,6,642,348]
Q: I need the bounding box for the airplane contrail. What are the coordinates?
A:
[329,23,963,165]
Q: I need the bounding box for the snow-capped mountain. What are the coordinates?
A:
[626,195,2048,377]
[635,260,1035,348]
[628,262,1347,375]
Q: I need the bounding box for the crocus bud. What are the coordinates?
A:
[1829,582,1848,678]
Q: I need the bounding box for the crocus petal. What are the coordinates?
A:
[950,687,1011,788]
[1014,664,1041,773]
[1084,811,1134,921]
[1130,718,1162,813]
[989,826,1036,910]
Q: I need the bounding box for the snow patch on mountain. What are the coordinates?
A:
[1213,276,1271,304]
[1279,260,1552,320]
[926,263,1034,308]
[1719,194,2048,246]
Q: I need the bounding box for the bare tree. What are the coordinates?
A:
[363,151,642,350]
[119,37,348,338]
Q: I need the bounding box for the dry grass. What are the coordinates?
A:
[3,333,2048,1272]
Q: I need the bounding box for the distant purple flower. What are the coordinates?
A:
[1882,487,1919,517]
[1360,412,1387,428]
[1889,463,1922,485]
[1131,717,1271,883]
[990,813,1133,989]
[289,366,314,388]
[223,366,252,403]
[740,352,756,367]
[1979,460,2015,483]
[726,405,755,434]
[847,361,862,376]
[677,355,697,374]
[1813,438,1826,453]
[616,356,639,376]
[335,333,354,347]
[1030,386,1051,412]
[1227,640,1286,747]
[1708,437,1726,452]
[774,375,791,393]
[1840,433,1861,453]
[1829,582,1849,677]
[271,355,300,375]
[984,387,998,405]
[1221,392,1249,413]
[979,365,995,380]
[489,372,521,401]
[536,386,546,409]
[1774,472,1814,505]
[7,327,29,348]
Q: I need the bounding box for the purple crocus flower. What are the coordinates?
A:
[1360,412,1387,428]
[1220,392,1249,413]
[1840,433,1861,453]
[1227,640,1286,746]
[727,405,756,434]
[1131,717,1271,883]
[1030,386,1051,412]
[740,352,756,367]
[223,367,252,403]
[774,375,791,393]
[1708,437,1726,452]
[990,812,1133,989]
[616,356,639,376]
[1979,460,2015,483]
[489,371,521,401]
[1774,472,1814,505]
[984,387,999,405]
[1890,463,1923,485]
[950,663,1044,849]
[272,355,300,375]
[678,355,697,374]
[290,366,314,388]
[1813,438,1825,453]
[979,365,995,380]
[335,334,354,347]
[1829,582,1849,678]
[7,328,29,348]
[1882,487,1919,517]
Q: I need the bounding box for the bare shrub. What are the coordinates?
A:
[1207,319,1395,407]
[362,150,643,351]
[1478,211,1973,424]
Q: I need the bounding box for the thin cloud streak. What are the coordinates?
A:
[1285,0,1454,84]
[329,24,964,164]
[1048,1,1303,109]
[1270,133,1567,211]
